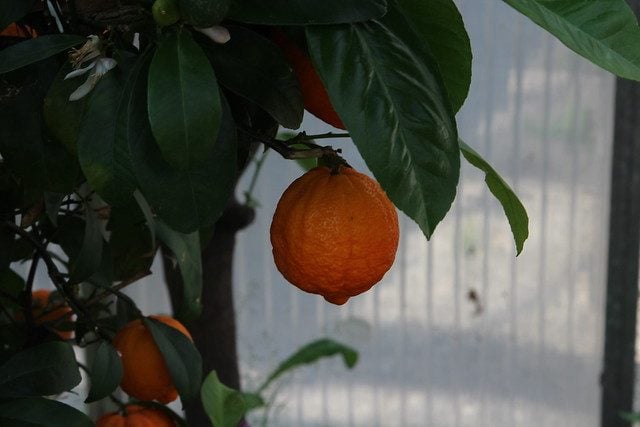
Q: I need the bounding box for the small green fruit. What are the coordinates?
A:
[152,0,181,27]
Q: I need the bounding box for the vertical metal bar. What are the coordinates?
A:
[600,2,640,422]
[453,166,463,427]
[426,238,434,426]
[399,216,408,427]
[566,57,582,427]
[509,15,525,427]
[480,1,496,425]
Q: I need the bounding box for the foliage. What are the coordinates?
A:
[1,0,640,424]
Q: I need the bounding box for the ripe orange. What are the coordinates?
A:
[0,23,37,38]
[96,404,175,427]
[270,165,399,304]
[271,30,345,130]
[113,315,192,403]
[31,289,73,339]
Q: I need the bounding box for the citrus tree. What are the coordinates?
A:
[2,0,640,426]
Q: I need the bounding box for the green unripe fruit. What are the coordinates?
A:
[178,0,229,27]
[152,0,181,27]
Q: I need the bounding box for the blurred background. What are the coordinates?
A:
[31,0,619,425]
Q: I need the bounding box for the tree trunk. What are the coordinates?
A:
[163,200,255,426]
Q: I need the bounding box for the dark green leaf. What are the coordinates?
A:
[0,35,85,74]
[201,371,246,427]
[0,324,27,365]
[0,0,37,30]
[144,317,202,403]
[85,341,122,403]
[202,25,303,129]
[156,221,202,320]
[260,338,358,391]
[77,60,137,206]
[43,63,88,155]
[395,0,471,112]
[129,58,237,232]
[109,204,155,281]
[69,204,104,284]
[504,0,640,81]
[460,140,529,255]
[307,8,459,238]
[133,189,157,250]
[148,31,221,171]
[43,192,65,226]
[228,0,387,25]
[0,397,93,427]
[0,59,80,193]
[179,0,229,27]
[0,268,24,310]
[0,341,81,398]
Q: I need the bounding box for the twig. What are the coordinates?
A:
[84,271,150,312]
[1,221,90,322]
[238,128,343,160]
[24,254,40,330]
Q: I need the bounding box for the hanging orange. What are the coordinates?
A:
[113,315,192,403]
[0,23,37,38]
[270,165,399,305]
[271,29,345,130]
[96,404,175,427]
[31,289,74,339]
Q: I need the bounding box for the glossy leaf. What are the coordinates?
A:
[68,204,103,284]
[228,0,387,25]
[504,0,640,81]
[0,0,37,30]
[0,341,81,398]
[43,63,88,155]
[144,317,202,403]
[460,140,529,255]
[85,341,123,403]
[259,339,358,391]
[396,0,471,112]
[202,25,303,129]
[0,35,85,74]
[307,10,459,238]
[201,371,246,427]
[148,31,221,171]
[77,62,137,206]
[156,220,202,320]
[0,397,93,427]
[129,56,237,232]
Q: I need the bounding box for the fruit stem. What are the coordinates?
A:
[238,127,347,163]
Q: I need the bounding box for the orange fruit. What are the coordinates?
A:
[113,315,192,403]
[0,23,37,38]
[31,289,74,339]
[96,404,175,427]
[270,165,399,305]
[271,29,345,130]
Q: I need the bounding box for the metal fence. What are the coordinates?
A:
[231,1,615,426]
[28,0,616,425]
